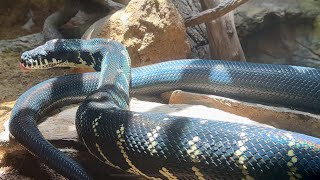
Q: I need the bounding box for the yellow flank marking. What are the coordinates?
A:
[89,53,95,61]
[240,146,247,152]
[77,52,88,66]
[245,175,255,180]
[235,150,243,156]
[285,133,294,139]
[234,129,254,180]
[288,141,295,147]
[284,134,302,179]
[192,166,205,180]
[186,136,201,163]
[116,124,161,180]
[92,113,102,137]
[82,138,120,169]
[291,157,298,163]
[95,143,120,169]
[146,126,161,155]
[159,167,178,180]
[79,111,86,125]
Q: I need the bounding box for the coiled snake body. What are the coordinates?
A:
[10,39,320,179]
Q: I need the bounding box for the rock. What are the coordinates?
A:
[82,0,191,67]
[235,0,320,67]
[172,0,320,67]
[0,33,45,54]
[168,90,320,138]
[0,0,63,40]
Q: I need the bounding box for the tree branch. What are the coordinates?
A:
[184,0,248,27]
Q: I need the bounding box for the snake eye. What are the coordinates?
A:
[21,53,29,62]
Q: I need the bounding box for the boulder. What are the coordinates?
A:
[82,0,191,67]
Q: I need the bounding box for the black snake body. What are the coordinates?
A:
[10,39,320,179]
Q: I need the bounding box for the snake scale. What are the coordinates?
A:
[10,39,320,179]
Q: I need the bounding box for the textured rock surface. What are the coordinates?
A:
[82,0,191,67]
[237,0,320,67]
[172,0,320,67]
[0,0,63,39]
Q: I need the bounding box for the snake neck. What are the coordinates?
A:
[82,39,131,111]
[98,44,131,89]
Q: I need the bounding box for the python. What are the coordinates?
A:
[10,38,320,179]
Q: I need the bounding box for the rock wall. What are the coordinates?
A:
[236,0,320,67]
[0,0,63,39]
[1,0,320,67]
[172,0,320,67]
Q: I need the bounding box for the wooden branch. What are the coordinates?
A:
[184,0,248,27]
[200,0,246,61]
[168,90,320,138]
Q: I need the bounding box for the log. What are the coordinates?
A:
[199,0,246,61]
[172,0,248,59]
[184,0,248,27]
[168,90,320,138]
[172,0,210,59]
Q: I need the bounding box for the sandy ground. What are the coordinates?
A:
[0,52,75,180]
[0,23,75,179]
[0,52,72,130]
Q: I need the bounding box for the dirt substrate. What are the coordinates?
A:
[0,50,73,180]
[0,1,73,177]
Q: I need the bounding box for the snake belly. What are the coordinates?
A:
[9,39,320,180]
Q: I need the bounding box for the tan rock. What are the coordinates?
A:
[82,0,191,67]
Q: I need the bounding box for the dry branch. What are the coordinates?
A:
[184,0,248,27]
[199,0,246,61]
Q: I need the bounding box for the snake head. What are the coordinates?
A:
[20,39,82,70]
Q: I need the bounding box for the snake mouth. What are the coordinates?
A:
[19,57,65,70]
[19,59,78,72]
[19,62,32,72]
